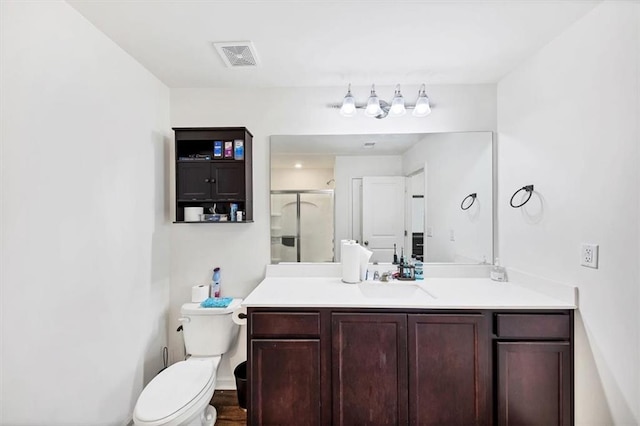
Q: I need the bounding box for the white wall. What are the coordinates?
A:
[1,1,171,424]
[271,167,334,190]
[170,84,497,385]
[497,2,640,424]
[403,132,493,263]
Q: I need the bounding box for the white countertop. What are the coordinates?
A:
[242,275,577,310]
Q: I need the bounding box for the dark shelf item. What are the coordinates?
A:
[173,127,253,223]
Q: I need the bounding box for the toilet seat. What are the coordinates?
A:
[133,357,220,426]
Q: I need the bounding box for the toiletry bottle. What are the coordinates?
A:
[230,203,238,222]
[490,258,506,282]
[212,267,221,297]
[415,260,424,280]
[393,244,398,265]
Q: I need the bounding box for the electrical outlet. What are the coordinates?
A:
[581,244,599,268]
[426,226,433,237]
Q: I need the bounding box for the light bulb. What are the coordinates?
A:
[365,85,382,117]
[340,84,356,117]
[389,85,406,117]
[413,84,431,117]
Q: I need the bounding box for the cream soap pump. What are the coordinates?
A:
[490,258,506,282]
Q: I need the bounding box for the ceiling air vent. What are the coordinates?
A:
[213,41,259,68]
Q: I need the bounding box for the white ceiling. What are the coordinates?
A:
[271,133,425,168]
[67,0,600,88]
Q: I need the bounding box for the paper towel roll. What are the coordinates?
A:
[340,239,355,262]
[232,306,247,326]
[184,207,204,222]
[342,242,361,283]
[191,285,210,303]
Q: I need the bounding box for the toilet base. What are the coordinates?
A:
[183,405,216,426]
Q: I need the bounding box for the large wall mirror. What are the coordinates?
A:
[270,132,493,264]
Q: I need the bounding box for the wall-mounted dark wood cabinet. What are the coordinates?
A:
[173,127,253,223]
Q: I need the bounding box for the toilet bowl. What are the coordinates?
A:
[133,298,242,426]
[133,357,220,426]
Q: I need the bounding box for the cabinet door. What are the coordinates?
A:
[211,162,245,199]
[332,313,408,426]
[177,162,211,200]
[250,339,322,426]
[408,314,490,426]
[497,341,572,426]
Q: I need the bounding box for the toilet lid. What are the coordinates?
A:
[135,360,214,422]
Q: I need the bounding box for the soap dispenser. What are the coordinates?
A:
[490,258,506,282]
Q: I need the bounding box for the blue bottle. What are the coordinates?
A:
[212,267,221,297]
[415,262,424,280]
[230,203,238,222]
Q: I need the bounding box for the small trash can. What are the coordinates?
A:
[234,361,247,410]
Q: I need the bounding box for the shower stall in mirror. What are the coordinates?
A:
[270,190,334,263]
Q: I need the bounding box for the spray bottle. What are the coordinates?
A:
[211,267,221,297]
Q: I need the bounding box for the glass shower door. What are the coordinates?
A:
[299,192,334,262]
[270,190,334,263]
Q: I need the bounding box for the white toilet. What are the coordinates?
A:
[133,298,243,426]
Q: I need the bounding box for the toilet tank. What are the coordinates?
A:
[179,299,242,356]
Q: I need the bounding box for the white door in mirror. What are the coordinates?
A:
[362,176,405,263]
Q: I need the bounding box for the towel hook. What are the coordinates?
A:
[460,193,477,210]
[510,185,534,208]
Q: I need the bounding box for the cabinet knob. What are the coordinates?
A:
[204,178,210,183]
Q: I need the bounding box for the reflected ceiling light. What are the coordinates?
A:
[294,163,302,168]
[336,84,432,119]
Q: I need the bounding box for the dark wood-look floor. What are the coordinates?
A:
[211,390,247,426]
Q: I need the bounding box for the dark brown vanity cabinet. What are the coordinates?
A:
[248,312,328,426]
[247,308,573,426]
[174,127,252,222]
[494,313,573,426]
[409,314,490,426]
[332,313,409,425]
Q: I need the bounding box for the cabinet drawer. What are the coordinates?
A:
[251,312,320,338]
[495,314,570,339]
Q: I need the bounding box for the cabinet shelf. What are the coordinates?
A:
[177,198,246,203]
[173,127,253,223]
[177,159,245,164]
[173,220,254,224]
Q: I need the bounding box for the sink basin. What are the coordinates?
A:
[357,282,433,299]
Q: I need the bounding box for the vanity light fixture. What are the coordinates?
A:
[339,84,356,117]
[413,84,432,117]
[337,83,432,119]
